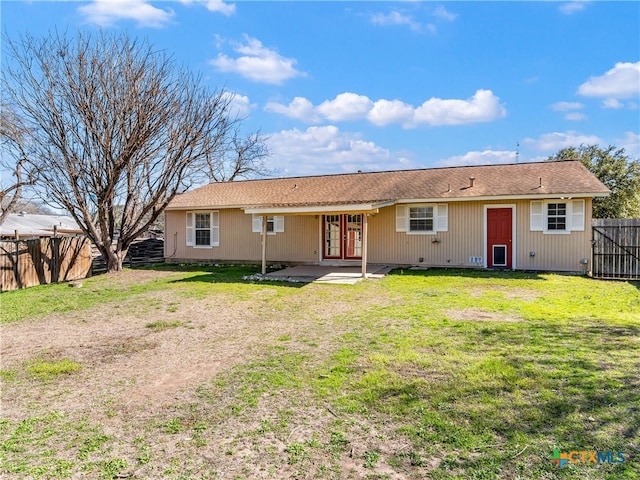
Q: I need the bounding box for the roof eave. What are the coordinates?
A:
[398,192,609,203]
[165,191,609,212]
[244,201,394,215]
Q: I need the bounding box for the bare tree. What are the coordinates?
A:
[3,31,269,272]
[0,103,36,225]
[205,128,272,182]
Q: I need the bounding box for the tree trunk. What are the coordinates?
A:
[103,246,128,273]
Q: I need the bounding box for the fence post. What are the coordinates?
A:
[14,239,21,289]
[52,237,60,283]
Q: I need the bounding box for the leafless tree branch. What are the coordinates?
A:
[2,31,270,271]
[0,103,37,225]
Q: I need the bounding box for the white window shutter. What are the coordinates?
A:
[530,201,543,231]
[186,212,195,246]
[211,211,220,246]
[570,199,585,231]
[435,204,448,232]
[274,216,285,233]
[396,205,408,232]
[252,214,263,233]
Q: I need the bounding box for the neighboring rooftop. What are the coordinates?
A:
[167,160,610,210]
[0,213,83,238]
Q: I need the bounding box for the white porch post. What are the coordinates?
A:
[261,214,268,275]
[361,213,368,278]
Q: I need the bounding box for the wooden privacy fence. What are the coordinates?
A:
[91,238,164,274]
[592,219,640,280]
[0,236,92,292]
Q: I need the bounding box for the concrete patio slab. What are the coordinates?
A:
[264,264,393,284]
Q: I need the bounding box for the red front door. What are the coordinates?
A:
[487,208,512,268]
[323,214,362,260]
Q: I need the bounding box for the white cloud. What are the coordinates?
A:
[432,5,458,22]
[523,131,603,152]
[550,102,586,119]
[602,99,624,109]
[210,35,305,85]
[266,90,506,128]
[265,97,321,122]
[266,126,419,176]
[550,101,584,111]
[559,2,588,15]
[577,61,640,99]
[436,150,517,167]
[78,0,174,28]
[564,112,587,121]
[221,92,254,119]
[180,0,235,16]
[317,93,374,122]
[370,11,421,31]
[370,6,456,33]
[617,131,640,159]
[413,89,507,126]
[368,99,415,126]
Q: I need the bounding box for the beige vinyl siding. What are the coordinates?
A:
[368,200,592,272]
[165,198,593,272]
[368,203,485,267]
[165,209,318,263]
[516,197,592,272]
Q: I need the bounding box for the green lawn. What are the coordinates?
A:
[1,266,638,479]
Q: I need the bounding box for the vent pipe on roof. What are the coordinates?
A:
[539,177,543,188]
[469,177,475,188]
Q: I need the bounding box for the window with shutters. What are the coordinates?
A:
[252,215,285,234]
[530,199,584,234]
[186,211,219,247]
[396,204,448,234]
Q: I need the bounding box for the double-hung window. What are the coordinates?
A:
[396,204,448,234]
[195,213,212,245]
[530,199,584,233]
[546,203,567,231]
[409,206,434,232]
[186,211,219,247]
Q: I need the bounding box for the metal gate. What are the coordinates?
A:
[592,219,640,279]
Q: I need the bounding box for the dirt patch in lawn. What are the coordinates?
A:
[468,286,541,301]
[1,280,379,418]
[447,308,524,323]
[2,272,415,479]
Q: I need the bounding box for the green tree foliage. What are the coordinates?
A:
[547,144,640,218]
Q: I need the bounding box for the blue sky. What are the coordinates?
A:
[2,1,639,178]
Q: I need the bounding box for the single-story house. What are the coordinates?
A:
[0,212,84,239]
[164,160,609,275]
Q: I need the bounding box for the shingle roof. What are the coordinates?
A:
[167,161,609,210]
